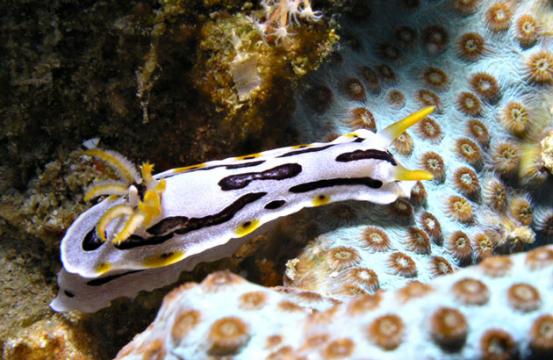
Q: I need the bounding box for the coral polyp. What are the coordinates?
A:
[527,50,553,84]
[457,32,486,61]
[485,2,513,32]
[430,307,468,352]
[515,14,540,47]
[368,314,405,350]
[470,72,500,101]
[457,92,482,116]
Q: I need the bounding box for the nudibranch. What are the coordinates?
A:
[52,107,434,312]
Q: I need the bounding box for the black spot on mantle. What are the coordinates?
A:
[218,164,302,191]
[289,177,383,193]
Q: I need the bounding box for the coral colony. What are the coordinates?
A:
[115,248,553,359]
[51,0,553,358]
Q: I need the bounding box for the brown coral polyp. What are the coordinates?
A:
[423,67,448,88]
[395,26,417,46]
[448,231,473,264]
[516,14,539,47]
[239,291,268,310]
[327,246,361,271]
[377,64,397,82]
[421,152,445,183]
[342,78,366,101]
[379,43,401,61]
[323,338,355,358]
[447,196,474,224]
[493,142,520,176]
[208,317,250,356]
[430,307,468,352]
[417,89,443,113]
[453,166,480,199]
[507,283,541,312]
[509,197,532,226]
[387,89,406,109]
[347,107,376,131]
[485,2,513,32]
[406,227,431,254]
[347,268,380,293]
[360,66,381,93]
[368,314,405,350]
[387,252,417,277]
[501,101,529,137]
[392,132,414,155]
[473,232,495,261]
[422,25,449,54]
[480,255,513,277]
[480,329,518,359]
[484,179,507,211]
[457,92,482,116]
[171,310,201,343]
[452,278,490,305]
[420,212,443,244]
[527,50,553,84]
[454,0,481,14]
[417,117,442,141]
[362,226,391,252]
[347,293,382,315]
[456,138,482,167]
[530,314,553,356]
[466,119,490,147]
[397,281,433,302]
[430,256,454,277]
[410,181,427,204]
[457,32,485,61]
[525,247,553,270]
[470,72,500,101]
[390,198,414,219]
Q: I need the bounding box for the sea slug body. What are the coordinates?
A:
[52,107,435,312]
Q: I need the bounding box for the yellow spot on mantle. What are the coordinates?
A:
[312,194,331,207]
[235,153,262,160]
[343,132,359,138]
[95,262,112,275]
[291,144,310,149]
[173,163,207,174]
[143,251,186,268]
[235,219,261,237]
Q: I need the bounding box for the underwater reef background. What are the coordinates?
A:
[1,0,552,359]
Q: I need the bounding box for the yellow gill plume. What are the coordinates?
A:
[83,149,165,245]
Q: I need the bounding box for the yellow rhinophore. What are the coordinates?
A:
[394,164,434,181]
[381,106,435,144]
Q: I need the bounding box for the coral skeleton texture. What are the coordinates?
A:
[281,0,553,297]
[115,246,553,359]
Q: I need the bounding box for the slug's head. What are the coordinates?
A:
[381,106,436,183]
[81,149,166,246]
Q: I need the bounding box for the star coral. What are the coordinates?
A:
[115,247,553,359]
